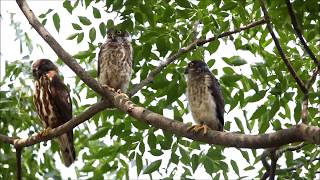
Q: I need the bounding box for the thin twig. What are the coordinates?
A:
[16,148,22,180]
[129,18,267,96]
[259,0,308,94]
[269,150,278,180]
[285,0,319,66]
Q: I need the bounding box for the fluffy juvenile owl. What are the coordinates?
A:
[98,28,133,93]
[32,59,75,167]
[185,60,225,134]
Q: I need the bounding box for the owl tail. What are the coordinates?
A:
[57,132,76,167]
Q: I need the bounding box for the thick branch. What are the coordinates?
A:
[285,0,319,66]
[113,93,320,148]
[128,18,267,96]
[259,0,308,94]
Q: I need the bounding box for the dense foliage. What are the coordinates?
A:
[1,0,319,179]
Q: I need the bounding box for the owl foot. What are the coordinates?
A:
[187,124,209,135]
[38,127,53,138]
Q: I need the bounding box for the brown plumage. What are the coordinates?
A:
[32,59,75,167]
[98,28,133,93]
[185,60,225,134]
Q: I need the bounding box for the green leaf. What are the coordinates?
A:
[78,16,91,25]
[72,23,82,30]
[191,154,199,172]
[52,13,60,32]
[147,133,157,149]
[203,156,214,174]
[223,56,247,66]
[63,0,73,14]
[234,117,244,132]
[143,160,161,174]
[89,127,109,140]
[67,33,78,40]
[92,7,101,18]
[221,74,243,84]
[250,105,267,120]
[113,0,123,11]
[221,2,237,11]
[99,22,107,37]
[269,98,280,120]
[136,153,143,175]
[89,27,96,42]
[149,149,163,156]
[245,90,266,103]
[207,40,220,53]
[175,0,192,8]
[230,160,239,175]
[77,32,84,43]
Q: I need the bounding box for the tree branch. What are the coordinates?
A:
[285,0,319,66]
[306,67,320,90]
[128,18,267,96]
[11,101,108,148]
[259,0,308,94]
[0,134,18,144]
[9,0,319,150]
[113,93,320,147]
[16,148,22,180]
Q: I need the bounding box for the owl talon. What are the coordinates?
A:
[187,124,209,135]
[38,127,53,137]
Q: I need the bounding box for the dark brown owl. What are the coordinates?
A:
[98,29,133,93]
[32,59,75,167]
[185,60,225,134]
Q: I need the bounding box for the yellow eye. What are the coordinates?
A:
[117,30,121,34]
[189,62,194,67]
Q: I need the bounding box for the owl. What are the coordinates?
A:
[98,28,133,93]
[32,59,75,167]
[185,60,225,134]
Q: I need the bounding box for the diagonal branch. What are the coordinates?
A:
[285,0,319,66]
[259,0,308,94]
[129,18,267,96]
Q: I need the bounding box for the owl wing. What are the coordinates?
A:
[97,42,107,78]
[48,72,72,122]
[208,73,225,126]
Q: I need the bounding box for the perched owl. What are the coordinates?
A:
[185,60,225,134]
[98,28,133,93]
[32,59,75,167]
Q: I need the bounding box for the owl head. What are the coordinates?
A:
[32,59,58,80]
[106,28,131,43]
[184,60,209,74]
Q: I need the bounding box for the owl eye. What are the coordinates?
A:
[116,30,121,34]
[189,62,194,67]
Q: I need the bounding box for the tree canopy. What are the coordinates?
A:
[0,0,319,179]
